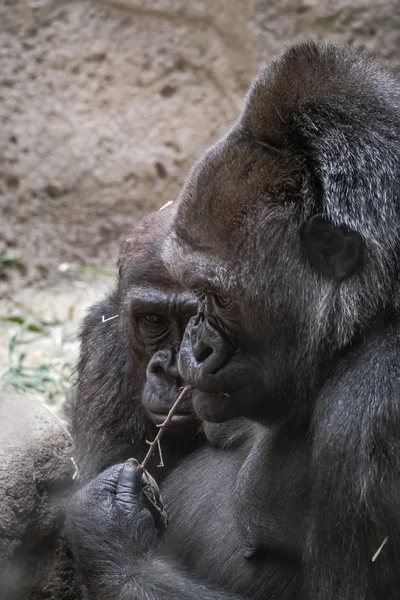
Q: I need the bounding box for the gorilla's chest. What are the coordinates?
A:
[161,430,309,599]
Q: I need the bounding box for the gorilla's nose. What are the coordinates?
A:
[191,314,231,374]
[146,348,180,381]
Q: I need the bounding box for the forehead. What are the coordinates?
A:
[120,212,198,306]
[162,122,302,292]
[174,137,294,233]
[122,252,197,315]
[128,283,195,304]
[163,229,232,293]
[123,243,194,295]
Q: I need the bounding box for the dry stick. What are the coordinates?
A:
[157,439,164,468]
[140,386,191,470]
[372,536,389,562]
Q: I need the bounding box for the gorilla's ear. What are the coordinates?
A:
[302,215,363,280]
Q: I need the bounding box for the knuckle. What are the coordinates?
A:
[116,492,134,505]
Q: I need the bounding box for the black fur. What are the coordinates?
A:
[72,207,202,484]
[68,41,400,599]
[169,41,400,599]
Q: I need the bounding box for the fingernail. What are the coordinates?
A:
[125,458,139,468]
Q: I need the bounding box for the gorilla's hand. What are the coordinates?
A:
[66,459,168,575]
[106,458,168,533]
[140,465,169,533]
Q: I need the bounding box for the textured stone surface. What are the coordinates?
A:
[251,0,400,63]
[0,0,253,287]
[1,0,399,287]
[0,391,77,600]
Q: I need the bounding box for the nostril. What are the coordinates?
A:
[190,316,232,374]
[202,343,230,374]
[148,362,164,377]
[146,360,164,380]
[146,350,179,381]
[196,346,213,364]
[192,330,214,365]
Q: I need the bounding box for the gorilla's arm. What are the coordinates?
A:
[307,326,400,599]
[67,462,244,600]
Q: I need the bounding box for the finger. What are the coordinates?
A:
[95,463,125,494]
[70,463,123,509]
[115,459,144,514]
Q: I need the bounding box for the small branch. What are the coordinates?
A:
[71,457,79,481]
[157,439,164,467]
[159,200,173,211]
[140,386,190,470]
[372,536,389,562]
[102,314,119,323]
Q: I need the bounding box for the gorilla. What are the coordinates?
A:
[67,42,400,600]
[72,206,202,484]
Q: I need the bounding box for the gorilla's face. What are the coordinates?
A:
[163,47,369,425]
[119,207,199,433]
[130,285,198,432]
[163,129,314,424]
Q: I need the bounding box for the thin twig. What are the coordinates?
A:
[157,439,164,467]
[140,386,190,470]
[372,536,389,562]
[71,457,79,481]
[159,200,173,211]
[102,314,119,323]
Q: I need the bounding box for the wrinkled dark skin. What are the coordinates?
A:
[72,205,203,484]
[67,461,162,580]
[68,42,400,600]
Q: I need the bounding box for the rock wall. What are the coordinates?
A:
[1,0,399,284]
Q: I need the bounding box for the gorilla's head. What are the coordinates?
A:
[118,205,198,432]
[163,42,400,425]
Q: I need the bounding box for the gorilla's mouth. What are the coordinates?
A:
[149,411,197,426]
[191,387,251,423]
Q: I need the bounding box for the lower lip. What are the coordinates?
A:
[149,412,197,425]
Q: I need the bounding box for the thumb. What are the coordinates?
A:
[115,458,144,514]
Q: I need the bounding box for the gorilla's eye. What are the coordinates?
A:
[138,314,170,342]
[141,314,169,336]
[213,294,233,310]
[144,314,167,325]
